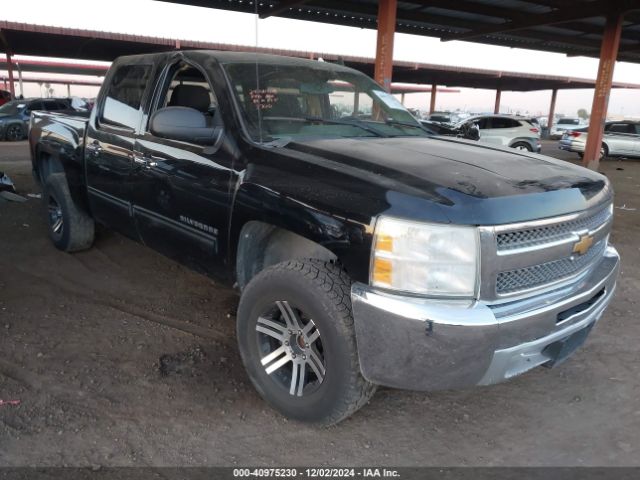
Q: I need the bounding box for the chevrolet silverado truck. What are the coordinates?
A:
[29,51,620,425]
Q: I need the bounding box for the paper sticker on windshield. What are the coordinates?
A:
[250,89,278,110]
[371,90,404,110]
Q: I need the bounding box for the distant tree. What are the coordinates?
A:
[577,108,589,120]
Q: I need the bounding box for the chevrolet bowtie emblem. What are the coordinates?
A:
[573,233,594,255]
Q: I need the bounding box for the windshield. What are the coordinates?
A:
[222,61,427,143]
[0,101,26,116]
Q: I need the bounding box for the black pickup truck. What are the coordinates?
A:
[29,51,620,425]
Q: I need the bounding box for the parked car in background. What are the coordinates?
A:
[457,114,541,152]
[419,119,480,140]
[0,98,72,141]
[550,117,584,139]
[0,90,11,106]
[427,111,458,124]
[559,121,640,160]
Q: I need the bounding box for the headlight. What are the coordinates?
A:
[371,216,479,297]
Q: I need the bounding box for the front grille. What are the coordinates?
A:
[496,240,607,294]
[496,206,611,252]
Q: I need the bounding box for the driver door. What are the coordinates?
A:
[131,59,236,279]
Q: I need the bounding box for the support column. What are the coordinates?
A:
[17,62,23,98]
[494,89,501,114]
[373,0,397,92]
[5,53,15,99]
[67,84,71,97]
[429,83,437,114]
[400,92,406,105]
[583,13,623,170]
[547,88,558,136]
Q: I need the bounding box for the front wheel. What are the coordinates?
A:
[5,124,24,141]
[511,141,533,152]
[237,259,376,425]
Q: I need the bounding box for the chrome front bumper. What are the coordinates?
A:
[351,246,620,391]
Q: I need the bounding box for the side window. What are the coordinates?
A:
[489,117,516,129]
[43,101,62,111]
[634,125,640,135]
[475,117,489,129]
[158,62,216,114]
[609,123,634,134]
[26,101,43,113]
[100,64,152,130]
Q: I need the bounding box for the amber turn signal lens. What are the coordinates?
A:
[372,257,392,285]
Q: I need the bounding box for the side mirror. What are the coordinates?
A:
[150,106,219,145]
[461,122,480,141]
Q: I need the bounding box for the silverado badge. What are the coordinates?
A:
[573,233,594,255]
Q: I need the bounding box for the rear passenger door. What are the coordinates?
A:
[606,123,636,155]
[85,62,154,239]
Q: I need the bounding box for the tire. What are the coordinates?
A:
[44,173,95,252]
[5,124,24,141]
[511,141,533,152]
[600,144,609,161]
[237,259,376,425]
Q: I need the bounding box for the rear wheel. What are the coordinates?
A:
[237,259,376,425]
[5,124,24,141]
[511,141,533,152]
[44,173,95,252]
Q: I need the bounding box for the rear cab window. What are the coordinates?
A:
[100,64,153,131]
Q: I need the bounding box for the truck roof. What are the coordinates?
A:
[114,49,361,74]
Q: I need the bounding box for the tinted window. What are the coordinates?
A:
[558,118,580,125]
[42,100,65,111]
[26,101,44,112]
[473,117,489,129]
[101,64,152,130]
[608,123,635,134]
[489,117,519,129]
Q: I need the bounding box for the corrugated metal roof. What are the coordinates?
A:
[159,0,640,63]
[0,20,638,91]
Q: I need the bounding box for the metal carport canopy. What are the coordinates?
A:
[161,0,640,64]
[0,21,638,92]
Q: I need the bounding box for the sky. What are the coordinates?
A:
[2,0,640,117]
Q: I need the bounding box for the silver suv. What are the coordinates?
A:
[458,114,542,152]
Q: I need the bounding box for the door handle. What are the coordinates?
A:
[133,154,158,169]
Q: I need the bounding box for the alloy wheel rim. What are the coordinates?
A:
[48,196,63,235]
[515,145,529,151]
[256,300,326,397]
[7,125,21,141]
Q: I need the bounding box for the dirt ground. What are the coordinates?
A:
[0,140,639,467]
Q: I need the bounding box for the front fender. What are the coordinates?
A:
[229,181,372,284]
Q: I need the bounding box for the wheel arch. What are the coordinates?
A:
[235,220,338,290]
[508,137,535,149]
[229,183,371,290]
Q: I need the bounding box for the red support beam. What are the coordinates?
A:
[547,88,558,135]
[429,83,437,113]
[494,89,501,114]
[5,52,15,99]
[583,13,624,170]
[374,0,397,92]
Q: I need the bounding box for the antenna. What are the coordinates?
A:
[254,0,263,143]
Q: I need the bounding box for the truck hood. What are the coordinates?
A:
[282,136,611,225]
